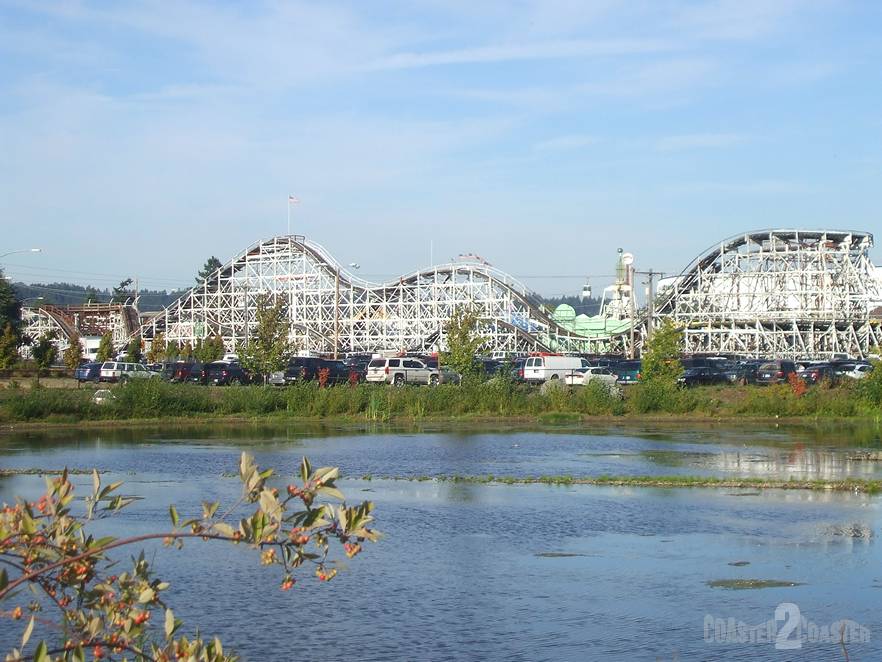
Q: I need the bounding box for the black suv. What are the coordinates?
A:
[270,357,353,386]
[677,365,729,387]
[755,360,798,385]
[206,361,251,385]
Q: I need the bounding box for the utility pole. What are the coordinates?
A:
[628,263,636,359]
[639,269,663,342]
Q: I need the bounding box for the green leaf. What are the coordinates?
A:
[212,522,236,537]
[20,615,35,649]
[202,501,219,520]
[169,505,179,527]
[0,567,7,590]
[138,587,155,603]
[300,457,311,483]
[92,468,100,495]
[33,641,49,662]
[164,608,175,639]
[316,485,345,501]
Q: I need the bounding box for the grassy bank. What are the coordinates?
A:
[1,377,882,425]
[360,473,882,494]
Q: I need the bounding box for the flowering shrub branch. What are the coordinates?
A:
[1,453,377,661]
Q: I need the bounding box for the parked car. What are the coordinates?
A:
[563,366,619,387]
[91,389,115,406]
[581,366,620,386]
[186,362,208,385]
[205,361,251,385]
[798,363,838,385]
[615,360,642,385]
[74,362,102,383]
[438,367,461,384]
[755,360,799,385]
[365,357,440,386]
[99,361,155,383]
[677,366,729,387]
[522,355,588,383]
[269,357,353,386]
[510,357,527,383]
[834,363,873,380]
[170,362,199,383]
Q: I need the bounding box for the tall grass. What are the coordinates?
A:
[1,376,881,423]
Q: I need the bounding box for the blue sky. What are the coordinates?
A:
[1,0,881,297]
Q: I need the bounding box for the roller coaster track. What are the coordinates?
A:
[142,235,633,356]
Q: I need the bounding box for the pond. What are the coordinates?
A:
[2,422,881,660]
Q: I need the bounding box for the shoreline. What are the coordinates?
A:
[357,474,882,494]
[3,411,882,434]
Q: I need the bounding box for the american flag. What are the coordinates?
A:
[288,195,300,204]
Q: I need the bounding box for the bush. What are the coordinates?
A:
[578,380,624,416]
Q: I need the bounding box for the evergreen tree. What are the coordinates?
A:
[0,323,18,370]
[96,332,114,362]
[239,295,295,382]
[32,333,58,371]
[196,256,223,284]
[166,339,180,361]
[442,307,486,378]
[0,268,22,336]
[83,286,100,304]
[63,334,84,371]
[111,278,134,304]
[124,335,142,363]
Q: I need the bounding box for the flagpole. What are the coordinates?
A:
[287,199,291,235]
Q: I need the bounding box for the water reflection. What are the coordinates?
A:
[2,427,882,660]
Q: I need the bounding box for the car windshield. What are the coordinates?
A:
[759,363,778,371]
[368,359,385,368]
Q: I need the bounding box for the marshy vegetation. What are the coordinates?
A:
[1,372,882,425]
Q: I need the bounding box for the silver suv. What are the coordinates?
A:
[366,357,440,386]
[99,361,154,383]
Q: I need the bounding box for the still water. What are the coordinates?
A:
[2,422,882,660]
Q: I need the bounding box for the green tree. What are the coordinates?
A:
[0,323,18,370]
[32,332,58,373]
[0,268,22,335]
[96,332,114,362]
[1,453,377,662]
[639,319,684,382]
[124,335,142,363]
[442,307,486,378]
[63,333,84,371]
[147,331,166,363]
[196,256,223,284]
[239,294,295,382]
[111,278,134,304]
[83,285,100,304]
[193,336,223,363]
[165,338,180,361]
[179,341,193,361]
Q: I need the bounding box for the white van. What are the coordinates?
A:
[522,355,588,383]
